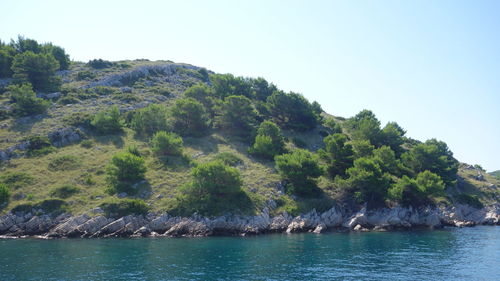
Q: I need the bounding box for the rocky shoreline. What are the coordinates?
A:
[0,203,499,239]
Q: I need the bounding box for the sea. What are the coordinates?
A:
[1,226,499,280]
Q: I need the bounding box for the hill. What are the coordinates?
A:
[0,37,499,223]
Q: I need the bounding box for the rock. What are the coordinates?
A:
[78,216,113,237]
[47,214,90,237]
[313,223,326,234]
[48,127,82,147]
[165,219,211,237]
[133,226,151,237]
[117,192,128,198]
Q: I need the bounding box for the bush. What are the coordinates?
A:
[75,70,96,81]
[170,98,210,137]
[48,155,81,171]
[57,95,80,105]
[275,149,323,197]
[214,152,243,166]
[11,51,61,92]
[106,152,147,194]
[344,110,382,145]
[0,183,10,206]
[12,199,68,214]
[87,59,114,69]
[42,43,70,70]
[63,111,93,127]
[318,133,354,178]
[215,95,258,138]
[99,198,149,218]
[266,91,318,131]
[25,135,55,156]
[176,160,249,215]
[249,121,286,160]
[455,193,484,209]
[131,104,169,136]
[50,184,80,199]
[151,131,183,156]
[91,105,123,135]
[8,83,50,116]
[80,139,93,148]
[0,172,34,189]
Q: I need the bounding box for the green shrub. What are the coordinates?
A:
[50,184,80,199]
[126,145,141,157]
[151,131,183,156]
[0,183,10,206]
[275,149,323,197]
[99,198,149,218]
[324,118,342,134]
[214,152,243,166]
[131,104,169,136]
[176,160,249,215]
[57,95,80,105]
[11,51,61,92]
[25,135,55,156]
[170,98,210,137]
[63,111,93,127]
[291,137,307,148]
[266,91,318,131]
[90,86,119,96]
[48,155,81,171]
[249,121,286,160]
[106,152,147,194]
[0,172,34,189]
[91,105,123,135]
[75,70,96,81]
[8,83,50,116]
[80,139,93,148]
[455,193,484,209]
[87,59,114,69]
[12,199,68,214]
[215,95,258,138]
[318,133,354,178]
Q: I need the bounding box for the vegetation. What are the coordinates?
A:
[249,121,286,159]
[151,131,183,156]
[7,83,50,116]
[99,198,149,217]
[106,152,147,194]
[0,184,10,206]
[0,36,494,217]
[275,149,323,197]
[91,106,123,135]
[176,160,250,215]
[131,104,169,136]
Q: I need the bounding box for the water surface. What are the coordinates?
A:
[1,226,499,280]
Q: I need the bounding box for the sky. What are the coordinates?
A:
[1,0,499,171]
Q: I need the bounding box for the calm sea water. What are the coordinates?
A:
[1,226,499,281]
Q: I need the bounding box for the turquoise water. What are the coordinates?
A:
[1,226,499,281]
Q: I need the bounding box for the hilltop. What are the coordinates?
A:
[0,37,499,236]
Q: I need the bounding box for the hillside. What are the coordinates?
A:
[0,37,499,221]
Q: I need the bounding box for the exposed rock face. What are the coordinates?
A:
[0,204,499,238]
[48,127,82,147]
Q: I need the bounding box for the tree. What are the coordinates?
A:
[0,44,15,78]
[178,160,247,215]
[380,122,406,156]
[91,106,123,135]
[249,121,286,159]
[131,104,169,136]
[183,83,215,115]
[345,109,381,145]
[8,83,50,116]
[324,118,342,134]
[402,139,458,186]
[372,146,401,176]
[151,131,183,156]
[319,133,354,178]
[11,51,60,91]
[210,73,253,99]
[351,139,374,159]
[106,152,147,193]
[266,91,318,131]
[42,43,70,70]
[0,183,10,206]
[275,149,323,196]
[11,36,41,54]
[342,157,391,206]
[250,77,277,101]
[215,95,258,137]
[388,171,445,206]
[170,98,210,137]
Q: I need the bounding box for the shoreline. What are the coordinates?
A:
[1,203,499,239]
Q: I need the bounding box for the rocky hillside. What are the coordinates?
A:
[0,37,498,235]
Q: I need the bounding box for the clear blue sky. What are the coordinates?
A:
[1,0,499,171]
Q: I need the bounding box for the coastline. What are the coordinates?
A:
[1,203,499,239]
